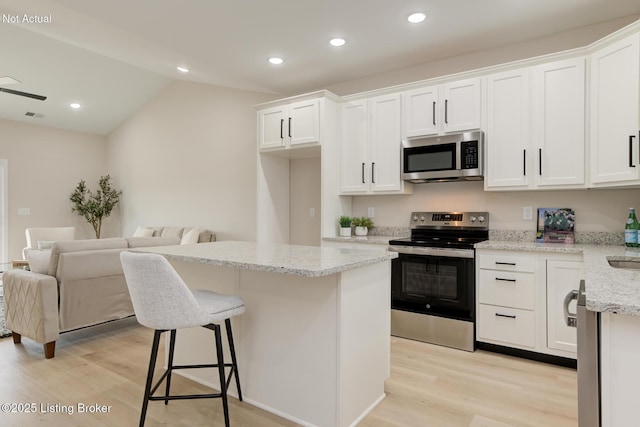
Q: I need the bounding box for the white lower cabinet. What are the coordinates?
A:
[600,312,640,427]
[476,249,582,358]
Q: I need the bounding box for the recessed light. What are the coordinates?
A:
[176,66,190,73]
[69,103,81,109]
[407,12,426,23]
[329,38,346,47]
[269,57,284,65]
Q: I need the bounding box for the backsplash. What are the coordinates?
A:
[489,230,624,246]
[367,226,624,246]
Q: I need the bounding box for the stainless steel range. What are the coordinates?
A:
[388,212,489,352]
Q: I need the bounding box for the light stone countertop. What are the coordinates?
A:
[322,235,403,245]
[475,240,640,316]
[133,241,397,278]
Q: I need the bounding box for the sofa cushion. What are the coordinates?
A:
[25,249,51,274]
[126,236,181,248]
[49,238,128,277]
[132,226,155,237]
[160,227,184,239]
[37,240,55,250]
[181,228,200,245]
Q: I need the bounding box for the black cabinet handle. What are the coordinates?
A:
[280,119,284,139]
[495,277,517,282]
[496,262,516,266]
[538,148,542,176]
[495,313,517,319]
[630,135,636,168]
[362,163,365,184]
[432,101,436,125]
[444,99,448,124]
[288,117,292,138]
[372,162,375,184]
[523,149,526,176]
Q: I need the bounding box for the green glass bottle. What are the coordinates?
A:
[625,208,639,248]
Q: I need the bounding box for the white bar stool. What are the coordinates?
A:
[120,251,245,427]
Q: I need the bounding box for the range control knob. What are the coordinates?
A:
[470,216,477,223]
[413,215,418,221]
[420,216,426,222]
[478,216,486,223]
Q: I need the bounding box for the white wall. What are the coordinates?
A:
[0,119,110,260]
[351,182,640,233]
[290,157,321,246]
[107,81,274,241]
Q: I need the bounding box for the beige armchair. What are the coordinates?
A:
[22,227,75,259]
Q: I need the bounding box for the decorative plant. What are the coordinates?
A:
[338,215,353,228]
[70,175,122,239]
[352,217,374,228]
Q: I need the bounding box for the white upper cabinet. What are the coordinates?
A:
[341,100,369,193]
[259,98,320,150]
[485,69,531,189]
[485,57,586,191]
[533,58,586,188]
[590,33,640,187]
[402,78,481,138]
[341,94,411,195]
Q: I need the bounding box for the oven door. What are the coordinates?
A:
[391,249,474,321]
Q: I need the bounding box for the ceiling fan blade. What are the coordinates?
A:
[0,87,46,101]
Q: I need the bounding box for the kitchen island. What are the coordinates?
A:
[134,241,397,427]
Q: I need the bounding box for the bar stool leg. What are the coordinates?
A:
[140,330,162,427]
[165,330,177,405]
[215,324,230,427]
[225,318,242,401]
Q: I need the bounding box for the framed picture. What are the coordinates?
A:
[536,208,575,244]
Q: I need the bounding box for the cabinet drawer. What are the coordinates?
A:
[478,270,535,310]
[478,252,535,272]
[477,304,535,348]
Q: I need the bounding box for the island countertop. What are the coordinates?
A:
[475,240,640,316]
[133,240,398,277]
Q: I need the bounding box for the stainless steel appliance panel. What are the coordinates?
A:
[576,280,600,427]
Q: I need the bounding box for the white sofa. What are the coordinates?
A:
[3,226,215,358]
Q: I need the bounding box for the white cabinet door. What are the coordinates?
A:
[370,94,402,192]
[289,99,320,146]
[341,100,369,193]
[546,259,582,354]
[485,69,531,189]
[403,86,438,137]
[533,58,586,188]
[441,78,482,133]
[590,33,640,186]
[402,79,481,137]
[259,105,287,149]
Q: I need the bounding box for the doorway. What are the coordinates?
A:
[0,160,7,263]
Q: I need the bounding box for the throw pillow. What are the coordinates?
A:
[132,226,155,237]
[37,240,55,250]
[161,227,184,239]
[180,228,200,245]
[26,249,52,274]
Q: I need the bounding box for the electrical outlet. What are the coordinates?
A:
[523,206,533,221]
[18,208,30,216]
[367,207,375,218]
[309,208,315,218]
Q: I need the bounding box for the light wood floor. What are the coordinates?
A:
[0,318,577,426]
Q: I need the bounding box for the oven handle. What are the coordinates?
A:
[388,245,474,258]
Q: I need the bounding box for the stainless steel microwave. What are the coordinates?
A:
[401,131,484,183]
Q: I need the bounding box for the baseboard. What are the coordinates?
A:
[477,341,577,369]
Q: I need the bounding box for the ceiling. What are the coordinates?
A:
[1,0,640,135]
